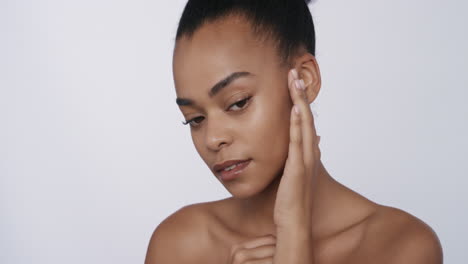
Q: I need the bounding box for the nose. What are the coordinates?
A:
[205,118,233,152]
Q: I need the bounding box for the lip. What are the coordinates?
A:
[213,158,252,172]
[217,159,252,181]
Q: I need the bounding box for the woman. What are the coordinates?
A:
[145,0,443,263]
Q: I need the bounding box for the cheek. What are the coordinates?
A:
[191,134,210,166]
[247,96,291,166]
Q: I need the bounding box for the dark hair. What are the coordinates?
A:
[175,0,316,67]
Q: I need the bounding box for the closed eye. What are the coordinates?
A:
[182,96,253,128]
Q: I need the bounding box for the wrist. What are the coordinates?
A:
[274,225,315,264]
[275,209,313,231]
[275,216,312,232]
[276,224,312,241]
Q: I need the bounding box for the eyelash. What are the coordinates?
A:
[182,96,253,128]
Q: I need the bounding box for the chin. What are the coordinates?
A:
[227,187,262,199]
[223,171,282,199]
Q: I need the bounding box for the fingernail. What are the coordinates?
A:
[291,69,298,80]
[294,80,299,89]
[299,79,305,90]
[295,79,306,91]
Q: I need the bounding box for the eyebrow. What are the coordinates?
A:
[176,71,252,106]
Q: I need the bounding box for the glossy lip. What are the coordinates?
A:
[213,158,252,172]
[218,159,251,181]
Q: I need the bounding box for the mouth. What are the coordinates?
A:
[216,159,252,181]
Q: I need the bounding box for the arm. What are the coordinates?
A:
[274,226,315,264]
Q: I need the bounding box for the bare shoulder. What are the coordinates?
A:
[144,202,217,264]
[358,205,443,263]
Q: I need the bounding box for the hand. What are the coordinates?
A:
[273,68,321,230]
[228,234,277,264]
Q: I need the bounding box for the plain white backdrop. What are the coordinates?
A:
[1,0,467,263]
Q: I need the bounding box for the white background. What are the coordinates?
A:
[1,0,467,263]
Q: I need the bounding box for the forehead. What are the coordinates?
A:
[172,15,280,95]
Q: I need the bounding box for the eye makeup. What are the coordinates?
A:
[182,95,253,128]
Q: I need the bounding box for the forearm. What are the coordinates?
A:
[273,226,315,264]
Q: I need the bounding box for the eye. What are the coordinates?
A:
[182,116,204,128]
[181,96,253,128]
[228,96,252,111]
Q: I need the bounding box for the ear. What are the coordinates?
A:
[293,53,321,104]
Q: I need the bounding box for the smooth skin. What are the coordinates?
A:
[145,14,443,264]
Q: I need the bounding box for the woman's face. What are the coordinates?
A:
[173,15,293,198]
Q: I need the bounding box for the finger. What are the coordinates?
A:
[297,83,319,177]
[282,104,305,180]
[288,69,319,175]
[288,69,306,103]
[231,245,276,264]
[316,135,321,161]
[230,235,276,264]
[230,235,276,254]
[242,235,276,249]
[244,257,273,264]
